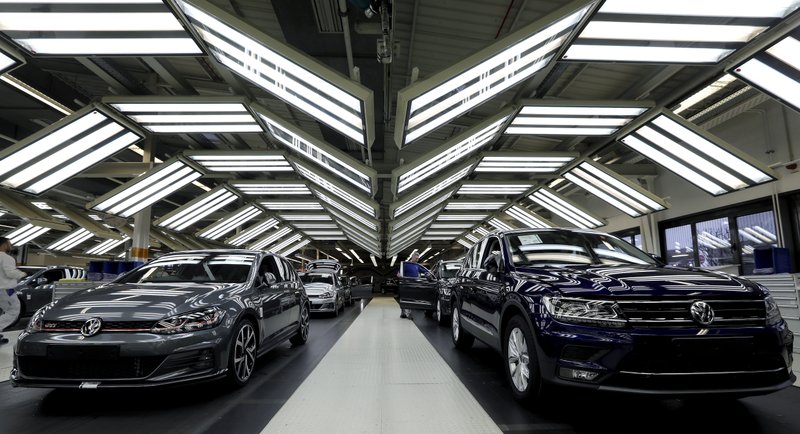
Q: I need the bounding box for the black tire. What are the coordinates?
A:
[290,303,310,346]
[451,303,474,350]
[347,293,353,306]
[226,319,258,387]
[436,299,448,326]
[332,297,340,317]
[503,315,545,403]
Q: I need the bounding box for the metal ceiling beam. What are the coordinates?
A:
[76,162,155,178]
[141,57,197,95]
[76,58,147,95]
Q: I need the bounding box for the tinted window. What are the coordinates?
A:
[300,273,333,285]
[440,262,462,278]
[507,231,655,267]
[118,253,256,284]
[480,238,503,272]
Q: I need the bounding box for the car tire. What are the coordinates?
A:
[503,315,545,403]
[332,297,339,317]
[347,293,353,306]
[451,303,474,350]
[226,319,258,387]
[436,299,448,326]
[290,303,310,347]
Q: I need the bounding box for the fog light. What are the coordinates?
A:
[559,367,599,382]
[194,349,214,370]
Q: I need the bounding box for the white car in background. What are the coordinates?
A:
[300,260,352,316]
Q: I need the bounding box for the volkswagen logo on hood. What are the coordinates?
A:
[690,301,714,326]
[81,318,103,337]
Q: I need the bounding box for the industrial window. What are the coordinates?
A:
[612,228,643,250]
[664,224,694,267]
[737,211,779,275]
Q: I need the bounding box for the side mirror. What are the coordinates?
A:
[36,277,48,285]
[263,272,277,286]
[482,255,499,272]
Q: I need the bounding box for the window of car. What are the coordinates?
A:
[440,262,462,278]
[300,273,334,285]
[506,231,656,267]
[401,261,430,279]
[479,237,503,273]
[118,253,256,284]
[41,269,64,284]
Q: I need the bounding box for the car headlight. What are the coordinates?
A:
[765,295,783,326]
[542,295,627,328]
[440,287,451,296]
[26,302,55,333]
[151,306,226,335]
[321,291,334,298]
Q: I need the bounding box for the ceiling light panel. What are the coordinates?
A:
[312,188,380,231]
[277,213,332,221]
[5,223,52,246]
[107,98,263,134]
[269,233,303,254]
[89,159,202,218]
[473,227,491,237]
[392,189,454,232]
[177,0,374,145]
[436,213,490,221]
[260,200,323,211]
[0,1,202,56]
[732,28,800,114]
[47,228,94,252]
[255,106,376,194]
[186,151,292,172]
[197,204,263,240]
[293,161,378,218]
[155,186,239,231]
[392,161,475,218]
[445,201,508,211]
[86,235,130,256]
[529,187,605,229]
[489,218,515,231]
[226,218,280,246]
[0,106,143,195]
[563,0,800,64]
[505,205,555,229]
[281,238,311,256]
[563,161,669,217]
[248,226,292,250]
[457,238,474,249]
[674,74,739,115]
[506,101,651,136]
[620,111,776,195]
[0,38,23,75]
[231,181,311,196]
[475,152,576,173]
[457,182,532,196]
[393,111,512,194]
[394,0,597,146]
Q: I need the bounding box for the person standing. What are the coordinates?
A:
[0,237,26,345]
[399,251,420,319]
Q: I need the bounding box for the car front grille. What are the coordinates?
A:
[18,356,164,380]
[42,320,155,332]
[616,299,766,328]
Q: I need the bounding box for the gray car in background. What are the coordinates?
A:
[15,266,86,320]
[11,250,310,389]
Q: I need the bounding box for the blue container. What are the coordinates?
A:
[102,261,117,274]
[88,261,104,273]
[753,246,791,274]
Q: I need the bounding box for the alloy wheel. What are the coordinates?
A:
[507,327,530,392]
[300,305,309,340]
[234,323,257,382]
[436,299,442,323]
[452,306,460,341]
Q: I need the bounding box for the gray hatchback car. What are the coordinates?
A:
[11,250,310,389]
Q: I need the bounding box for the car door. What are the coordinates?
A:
[460,239,487,320]
[469,236,506,349]
[30,268,65,312]
[278,258,301,331]
[397,261,438,311]
[255,255,287,343]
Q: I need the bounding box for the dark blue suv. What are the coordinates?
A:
[450,228,795,401]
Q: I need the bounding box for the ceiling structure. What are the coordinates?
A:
[0,0,798,264]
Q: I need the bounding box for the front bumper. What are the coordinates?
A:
[11,327,231,388]
[438,293,452,316]
[309,296,337,312]
[534,316,795,396]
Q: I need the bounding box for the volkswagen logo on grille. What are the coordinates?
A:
[80,318,103,337]
[690,301,714,326]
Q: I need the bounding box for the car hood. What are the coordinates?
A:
[303,282,334,295]
[42,282,244,322]
[513,264,764,299]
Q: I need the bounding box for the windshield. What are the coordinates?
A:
[300,273,334,285]
[440,262,462,278]
[117,253,256,284]
[19,267,44,276]
[507,231,656,267]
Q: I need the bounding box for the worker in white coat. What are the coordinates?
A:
[0,237,26,345]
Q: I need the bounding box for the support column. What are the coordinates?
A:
[131,138,154,262]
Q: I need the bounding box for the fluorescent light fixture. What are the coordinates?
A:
[231,181,311,196]
[177,0,374,145]
[312,188,380,231]
[489,218,515,231]
[563,0,800,64]
[505,205,555,229]
[86,235,130,256]
[424,230,464,236]
[563,161,668,217]
[48,228,94,251]
[293,161,378,218]
[0,1,202,55]
[155,186,239,231]
[445,201,507,211]
[465,233,481,243]
[269,234,303,254]
[732,28,800,114]
[281,238,310,256]
[674,74,739,115]
[430,223,477,229]
[436,213,489,221]
[107,98,263,134]
[506,101,651,136]
[529,187,605,229]
[248,226,292,250]
[185,151,292,172]
[457,182,532,196]
[0,38,23,75]
[278,213,332,221]
[457,239,474,249]
[349,249,363,264]
[473,227,491,237]
[260,201,323,211]
[1,75,71,115]
[370,254,378,267]
[255,106,376,194]
[422,235,457,241]
[226,218,280,246]
[304,231,345,236]
[197,204,263,240]
[417,247,432,261]
[393,111,512,193]
[341,251,353,261]
[390,255,397,267]
[475,152,575,173]
[391,189,454,232]
[392,161,474,218]
[620,111,776,195]
[0,106,143,195]
[5,223,52,246]
[89,158,202,218]
[394,0,596,146]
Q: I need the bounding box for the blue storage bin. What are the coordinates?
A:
[753,246,791,274]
